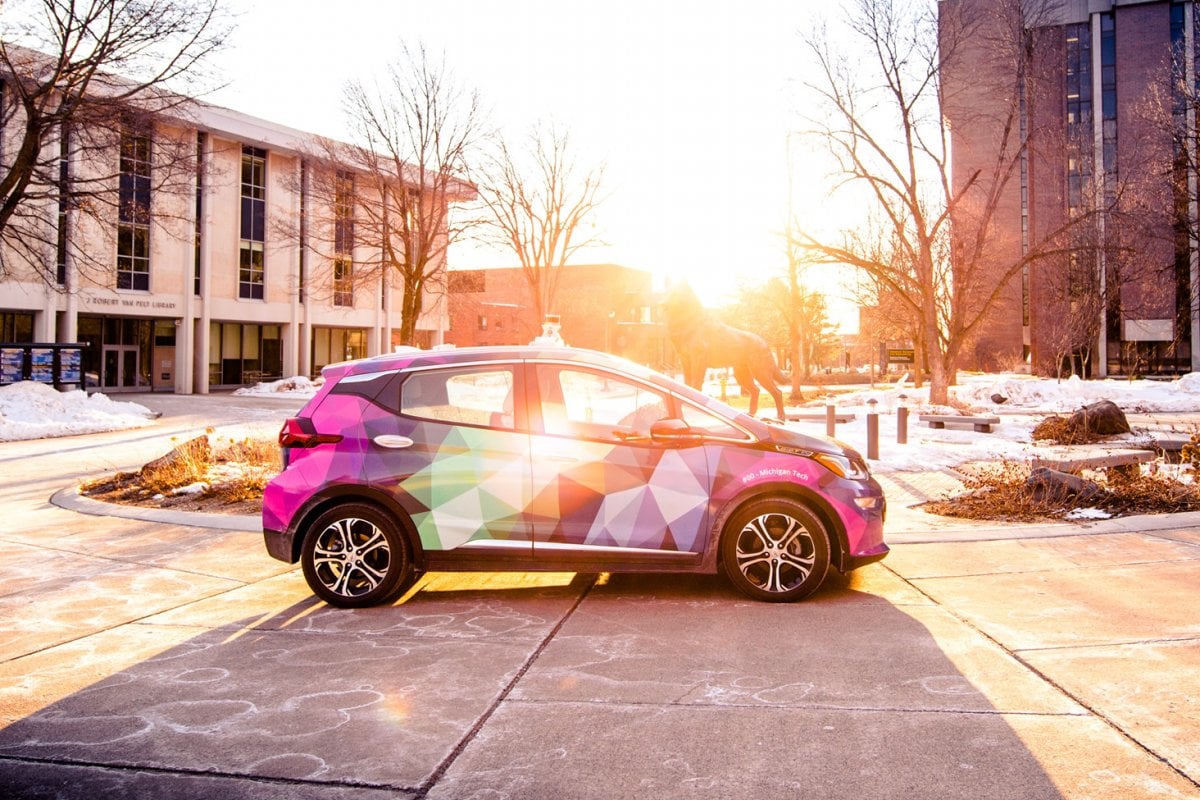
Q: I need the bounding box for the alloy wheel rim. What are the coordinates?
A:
[735,512,816,594]
[312,517,391,597]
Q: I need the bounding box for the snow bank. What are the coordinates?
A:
[233,376,323,397]
[0,382,157,442]
[820,372,1200,415]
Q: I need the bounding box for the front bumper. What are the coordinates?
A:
[845,541,890,570]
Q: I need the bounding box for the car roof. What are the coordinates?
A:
[325,346,655,381]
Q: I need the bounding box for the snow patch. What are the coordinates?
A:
[233,376,323,397]
[0,382,156,442]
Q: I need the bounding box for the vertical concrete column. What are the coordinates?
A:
[176,236,194,395]
[195,132,213,394]
[286,159,301,378]
[61,125,80,343]
[297,160,312,378]
[381,266,393,353]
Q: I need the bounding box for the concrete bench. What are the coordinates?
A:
[785,412,856,423]
[918,414,1001,433]
[1150,436,1191,455]
[1031,447,1155,477]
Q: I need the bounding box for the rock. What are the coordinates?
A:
[1032,400,1130,444]
[1025,466,1103,503]
[1071,399,1130,436]
[991,393,1007,404]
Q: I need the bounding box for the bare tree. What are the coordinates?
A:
[0,0,226,286]
[795,0,1111,404]
[474,123,605,336]
[299,43,482,345]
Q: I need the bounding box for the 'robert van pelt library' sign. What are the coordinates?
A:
[85,294,178,312]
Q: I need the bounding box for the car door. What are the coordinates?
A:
[528,362,712,556]
[379,362,534,554]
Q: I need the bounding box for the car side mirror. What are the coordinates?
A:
[650,418,703,446]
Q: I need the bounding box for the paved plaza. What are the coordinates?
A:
[0,392,1197,798]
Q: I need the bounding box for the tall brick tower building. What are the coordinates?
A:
[944,0,1199,376]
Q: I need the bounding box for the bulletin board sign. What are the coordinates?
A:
[0,347,23,385]
[59,347,82,385]
[30,348,55,382]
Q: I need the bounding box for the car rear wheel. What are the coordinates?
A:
[720,497,830,602]
[300,503,414,608]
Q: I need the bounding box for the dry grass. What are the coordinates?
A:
[926,457,1200,522]
[81,432,279,514]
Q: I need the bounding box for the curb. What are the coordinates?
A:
[886,505,1200,543]
[50,484,1200,545]
[51,485,259,532]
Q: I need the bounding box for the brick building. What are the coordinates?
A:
[944,0,1200,376]
[445,264,669,368]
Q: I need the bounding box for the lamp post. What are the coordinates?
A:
[786,131,807,403]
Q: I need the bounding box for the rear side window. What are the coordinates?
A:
[400,366,516,429]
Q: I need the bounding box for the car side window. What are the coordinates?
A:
[679,401,750,440]
[539,366,669,441]
[401,366,516,429]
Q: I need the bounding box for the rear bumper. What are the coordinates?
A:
[263,527,297,563]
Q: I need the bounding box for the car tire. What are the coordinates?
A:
[300,503,415,608]
[720,497,831,602]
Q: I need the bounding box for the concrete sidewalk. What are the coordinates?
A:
[3,392,1199,799]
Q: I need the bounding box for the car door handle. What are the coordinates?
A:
[373,435,415,449]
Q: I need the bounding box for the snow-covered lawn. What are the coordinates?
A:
[785,372,1200,474]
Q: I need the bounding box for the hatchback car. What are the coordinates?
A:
[262,346,887,607]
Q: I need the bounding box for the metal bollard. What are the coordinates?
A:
[897,393,908,445]
[866,399,879,460]
[825,401,836,437]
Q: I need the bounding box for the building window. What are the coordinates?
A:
[333,257,353,307]
[239,145,266,299]
[1064,21,1093,216]
[194,132,205,296]
[333,170,354,307]
[56,123,70,286]
[208,322,282,385]
[311,326,366,374]
[117,130,151,291]
[0,311,34,342]
[1100,12,1117,202]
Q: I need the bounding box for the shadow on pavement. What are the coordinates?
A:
[0,572,1068,799]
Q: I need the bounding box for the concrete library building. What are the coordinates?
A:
[0,86,459,394]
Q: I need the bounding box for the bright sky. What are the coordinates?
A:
[206,0,856,327]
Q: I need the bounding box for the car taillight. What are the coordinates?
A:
[279,417,343,448]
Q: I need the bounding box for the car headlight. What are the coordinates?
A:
[812,452,871,481]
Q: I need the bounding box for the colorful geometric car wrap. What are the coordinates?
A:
[263,347,886,568]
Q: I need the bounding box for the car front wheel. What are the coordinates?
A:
[300,503,414,608]
[720,497,831,602]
